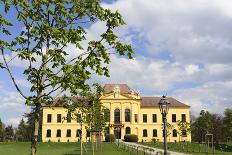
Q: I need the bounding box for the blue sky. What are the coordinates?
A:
[1,0,232,126]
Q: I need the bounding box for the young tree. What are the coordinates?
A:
[177,120,191,142]
[0,1,133,154]
[5,125,14,141]
[0,118,5,142]
[224,108,232,141]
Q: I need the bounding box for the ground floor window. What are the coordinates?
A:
[76,129,82,137]
[153,129,157,137]
[56,129,61,137]
[143,129,147,137]
[66,129,71,137]
[173,129,177,137]
[182,130,187,137]
[125,127,131,134]
[46,129,51,137]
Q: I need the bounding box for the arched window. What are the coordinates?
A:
[173,129,177,137]
[76,129,82,137]
[104,109,110,122]
[114,109,120,123]
[125,109,131,122]
[125,127,131,134]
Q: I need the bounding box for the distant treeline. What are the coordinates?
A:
[0,112,41,142]
[191,108,232,143]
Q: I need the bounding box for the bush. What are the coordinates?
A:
[124,134,138,142]
[152,138,157,143]
[105,134,116,142]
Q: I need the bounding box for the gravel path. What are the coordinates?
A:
[119,141,191,155]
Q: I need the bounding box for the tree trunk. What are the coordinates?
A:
[31,104,40,155]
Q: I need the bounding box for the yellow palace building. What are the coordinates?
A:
[42,84,191,142]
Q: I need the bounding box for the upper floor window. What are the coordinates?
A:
[125,127,131,134]
[57,114,62,123]
[134,114,138,123]
[76,114,81,123]
[152,114,157,123]
[76,129,82,137]
[181,114,186,122]
[114,108,120,123]
[66,129,71,137]
[173,129,177,137]
[153,129,157,137]
[172,114,176,122]
[47,114,52,123]
[104,109,110,122]
[46,129,51,137]
[143,114,147,123]
[67,113,71,123]
[56,129,61,137]
[125,109,131,122]
[143,129,147,137]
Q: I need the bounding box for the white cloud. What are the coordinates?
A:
[5,117,22,127]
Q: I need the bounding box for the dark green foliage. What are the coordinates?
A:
[105,134,116,142]
[224,108,232,141]
[124,134,138,142]
[0,119,5,141]
[4,125,14,141]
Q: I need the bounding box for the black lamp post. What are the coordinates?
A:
[159,95,170,155]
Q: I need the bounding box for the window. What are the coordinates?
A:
[134,114,138,123]
[56,129,61,137]
[143,114,147,123]
[47,114,52,123]
[76,129,82,137]
[105,127,110,135]
[46,129,51,137]
[181,114,186,122]
[152,114,157,123]
[57,114,62,123]
[172,114,176,122]
[66,129,71,137]
[67,113,71,123]
[125,127,131,134]
[182,130,187,137]
[173,129,177,137]
[143,129,147,137]
[86,131,90,137]
[114,109,120,123]
[125,109,131,122]
[104,109,110,122]
[76,114,81,123]
[153,129,157,137]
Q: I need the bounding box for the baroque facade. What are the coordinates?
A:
[42,84,191,142]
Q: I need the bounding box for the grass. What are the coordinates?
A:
[0,142,130,155]
[140,142,232,155]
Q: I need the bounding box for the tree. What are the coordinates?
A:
[0,118,5,141]
[5,125,14,141]
[16,119,30,141]
[191,110,212,142]
[177,120,191,142]
[0,1,133,154]
[211,114,225,143]
[224,108,232,141]
[65,83,105,155]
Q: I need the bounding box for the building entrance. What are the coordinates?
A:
[114,127,121,139]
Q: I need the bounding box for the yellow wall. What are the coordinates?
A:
[42,93,191,142]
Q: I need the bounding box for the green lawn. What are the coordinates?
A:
[0,142,130,155]
[141,142,232,155]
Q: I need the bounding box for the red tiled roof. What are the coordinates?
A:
[103,84,138,95]
[141,97,190,108]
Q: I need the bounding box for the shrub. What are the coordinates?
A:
[124,134,138,142]
[105,134,116,142]
[152,138,157,143]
